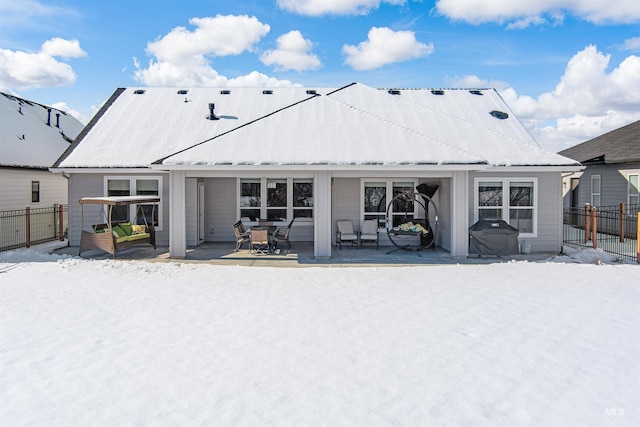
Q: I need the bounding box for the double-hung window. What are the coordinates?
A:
[628,174,639,206]
[475,178,537,236]
[239,178,313,222]
[105,177,162,229]
[362,180,417,229]
[31,181,40,203]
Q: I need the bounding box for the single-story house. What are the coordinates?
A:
[53,83,581,258]
[559,120,640,210]
[1,91,84,211]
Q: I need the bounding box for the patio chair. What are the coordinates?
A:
[273,218,294,250]
[250,228,271,255]
[233,221,250,252]
[336,220,359,249]
[359,219,379,249]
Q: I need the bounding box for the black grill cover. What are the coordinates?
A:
[469,220,519,256]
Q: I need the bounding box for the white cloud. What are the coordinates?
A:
[277,0,406,16]
[621,37,640,52]
[134,15,298,88]
[260,30,321,71]
[458,46,640,152]
[342,27,433,70]
[41,38,87,58]
[147,15,270,63]
[0,37,85,90]
[435,0,640,27]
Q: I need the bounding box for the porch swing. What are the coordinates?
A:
[78,195,160,258]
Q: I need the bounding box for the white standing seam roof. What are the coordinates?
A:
[1,92,84,168]
[56,83,579,169]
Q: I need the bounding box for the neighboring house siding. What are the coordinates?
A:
[576,163,640,207]
[67,172,169,247]
[0,168,68,211]
[469,172,563,253]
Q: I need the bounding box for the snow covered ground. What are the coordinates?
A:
[1,243,638,426]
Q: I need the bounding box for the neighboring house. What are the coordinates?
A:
[1,91,84,211]
[559,120,640,210]
[53,83,580,258]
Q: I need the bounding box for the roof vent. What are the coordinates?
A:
[388,89,401,95]
[133,89,145,95]
[262,90,273,95]
[431,90,445,95]
[207,103,219,120]
[306,89,317,95]
[177,89,188,95]
[220,90,231,95]
[489,110,509,120]
[469,90,483,96]
[47,108,52,126]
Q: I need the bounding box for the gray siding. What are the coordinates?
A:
[575,162,640,207]
[205,177,236,242]
[469,172,563,253]
[331,178,361,245]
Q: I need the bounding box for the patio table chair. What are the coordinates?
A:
[233,221,250,252]
[273,218,294,250]
[250,227,271,255]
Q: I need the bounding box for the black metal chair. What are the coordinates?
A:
[273,219,294,250]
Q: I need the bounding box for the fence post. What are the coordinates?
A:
[637,211,639,264]
[25,207,31,248]
[620,203,625,243]
[584,203,591,243]
[59,204,65,241]
[592,207,597,249]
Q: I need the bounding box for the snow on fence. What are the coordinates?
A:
[563,203,639,263]
[0,204,67,252]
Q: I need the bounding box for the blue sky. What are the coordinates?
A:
[1,0,639,152]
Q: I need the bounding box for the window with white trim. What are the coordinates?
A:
[105,177,162,229]
[475,178,537,236]
[591,175,601,207]
[628,174,639,206]
[238,178,313,222]
[362,180,417,229]
[31,181,40,203]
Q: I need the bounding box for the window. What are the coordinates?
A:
[475,178,537,236]
[362,180,417,229]
[31,181,40,203]
[238,178,313,222]
[105,177,162,229]
[591,175,601,207]
[629,174,639,206]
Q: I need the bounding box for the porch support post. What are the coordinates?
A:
[169,170,187,258]
[450,171,469,257]
[314,171,332,258]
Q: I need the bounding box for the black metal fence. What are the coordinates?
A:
[0,205,67,252]
[563,203,639,263]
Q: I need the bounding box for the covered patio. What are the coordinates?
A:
[60,241,552,267]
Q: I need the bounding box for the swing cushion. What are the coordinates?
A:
[119,222,133,235]
[112,224,127,238]
[110,222,151,243]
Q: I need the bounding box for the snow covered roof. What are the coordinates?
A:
[55,83,579,169]
[1,92,84,169]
